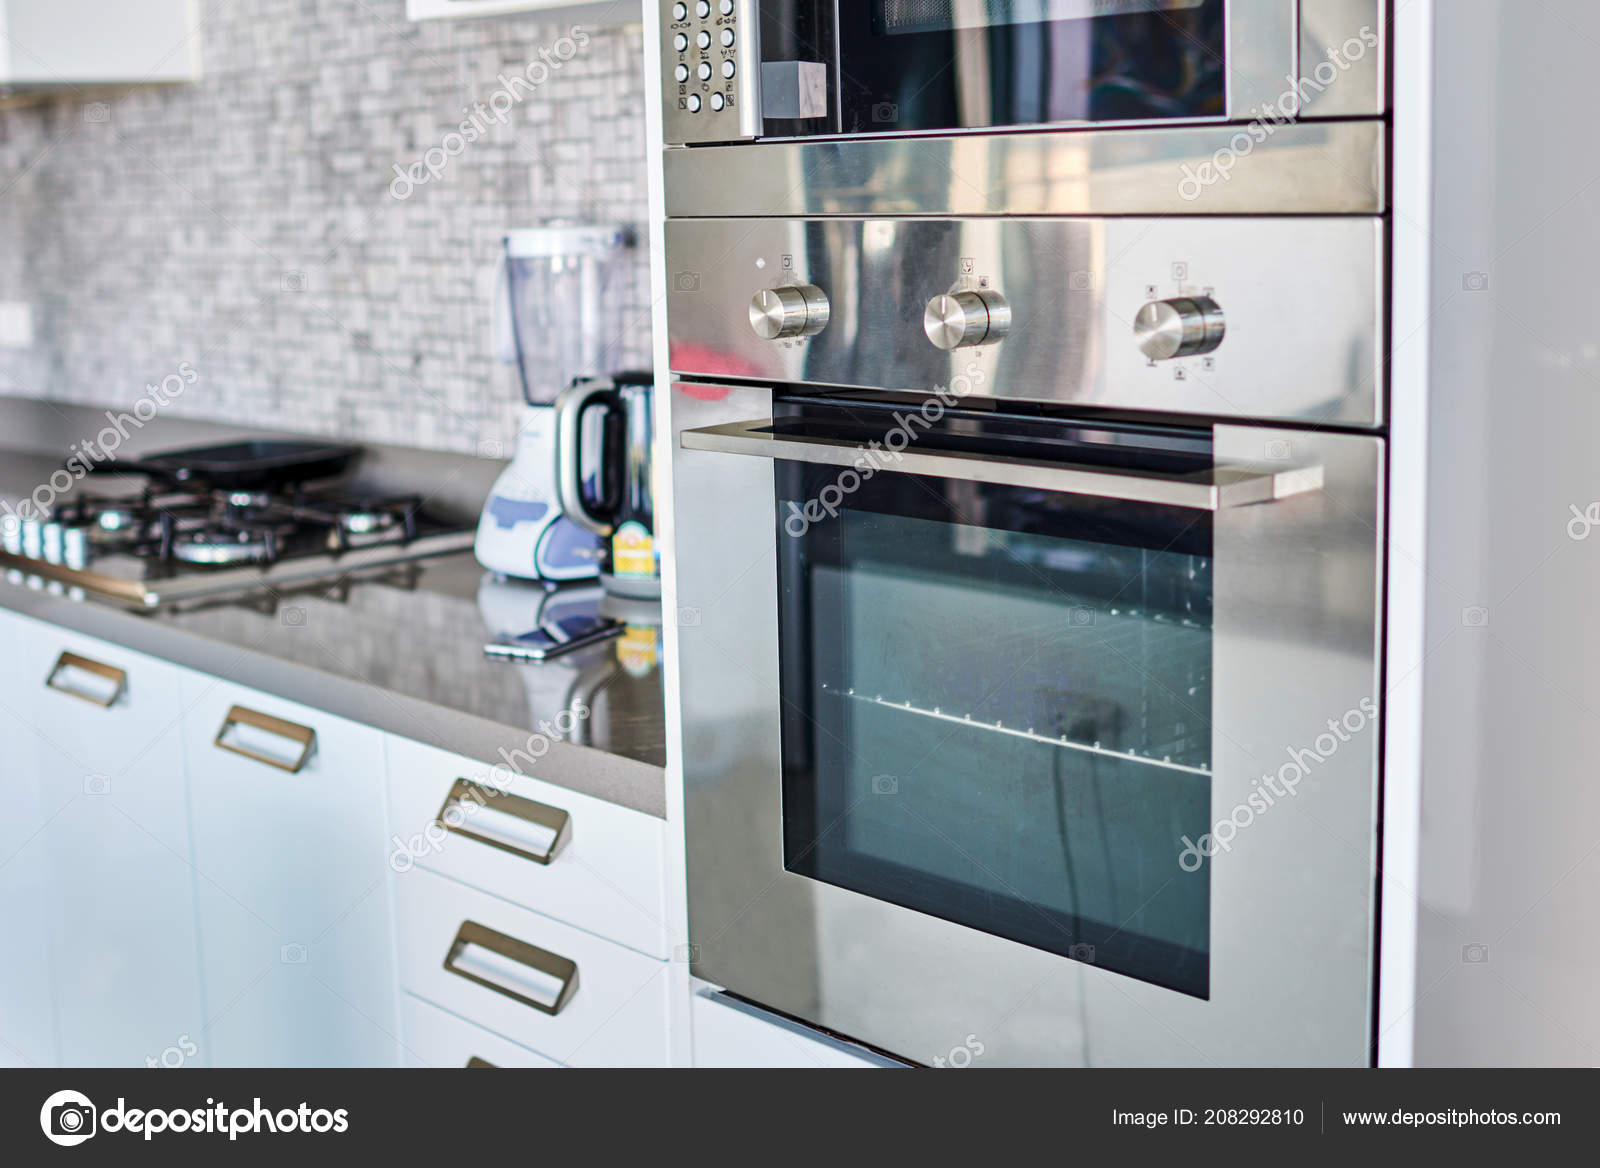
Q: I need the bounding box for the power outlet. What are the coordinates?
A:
[0,302,34,349]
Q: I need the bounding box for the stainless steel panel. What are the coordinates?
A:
[662,0,761,144]
[674,388,1385,1065]
[663,121,1386,217]
[666,217,1384,426]
[1300,0,1387,117]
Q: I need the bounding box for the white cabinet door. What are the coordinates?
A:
[23,626,205,1068]
[181,678,398,1067]
[0,610,57,1068]
[0,1,200,84]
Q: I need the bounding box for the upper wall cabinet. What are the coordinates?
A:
[0,0,201,87]
[406,0,633,21]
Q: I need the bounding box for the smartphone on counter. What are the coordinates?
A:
[484,614,624,662]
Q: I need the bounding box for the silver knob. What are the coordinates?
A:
[1134,296,1226,361]
[749,284,830,340]
[923,290,1011,351]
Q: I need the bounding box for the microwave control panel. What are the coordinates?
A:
[663,0,761,144]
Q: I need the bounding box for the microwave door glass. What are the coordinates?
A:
[840,0,1225,131]
[778,464,1213,998]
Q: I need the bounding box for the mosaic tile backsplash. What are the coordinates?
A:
[0,1,651,455]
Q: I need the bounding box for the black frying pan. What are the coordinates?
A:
[88,440,359,490]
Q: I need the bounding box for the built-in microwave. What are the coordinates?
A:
[660,0,1386,144]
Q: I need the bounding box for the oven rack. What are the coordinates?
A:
[824,684,1212,778]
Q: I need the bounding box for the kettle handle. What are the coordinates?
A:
[553,379,618,538]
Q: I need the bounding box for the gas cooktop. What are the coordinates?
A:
[1,482,475,608]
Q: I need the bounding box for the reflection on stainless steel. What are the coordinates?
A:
[674,383,1384,1066]
[663,122,1385,217]
[667,216,1383,426]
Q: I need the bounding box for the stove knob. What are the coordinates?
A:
[1134,296,1226,361]
[749,284,830,339]
[923,289,1010,351]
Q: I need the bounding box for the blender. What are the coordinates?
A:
[474,224,633,582]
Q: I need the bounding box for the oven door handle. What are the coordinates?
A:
[680,419,1323,511]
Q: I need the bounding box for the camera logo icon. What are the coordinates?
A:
[41,1089,97,1146]
[281,943,308,964]
[673,270,700,292]
[871,101,899,123]
[871,774,898,795]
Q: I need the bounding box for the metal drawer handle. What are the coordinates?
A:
[214,705,316,773]
[681,418,1324,511]
[444,921,579,1016]
[45,651,128,708]
[436,779,572,866]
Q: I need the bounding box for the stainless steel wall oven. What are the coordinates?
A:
[663,1,1390,1066]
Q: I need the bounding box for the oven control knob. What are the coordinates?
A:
[1134,296,1226,361]
[923,290,1011,351]
[749,284,830,339]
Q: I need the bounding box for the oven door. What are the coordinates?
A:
[673,384,1383,1066]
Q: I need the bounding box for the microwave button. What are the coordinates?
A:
[674,63,690,82]
[710,92,726,111]
[1134,296,1227,361]
[696,0,711,17]
[686,93,703,113]
[696,29,712,49]
[721,28,736,47]
[697,61,713,81]
[672,2,687,19]
[923,290,1011,351]
[673,32,688,52]
[749,284,831,339]
[721,59,736,79]
[719,0,734,13]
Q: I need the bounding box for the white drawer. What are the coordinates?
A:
[400,994,561,1070]
[386,735,668,958]
[395,867,670,1067]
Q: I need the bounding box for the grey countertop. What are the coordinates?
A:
[0,427,668,819]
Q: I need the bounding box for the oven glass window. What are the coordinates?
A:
[777,458,1213,998]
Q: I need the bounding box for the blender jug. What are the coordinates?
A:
[475,224,634,582]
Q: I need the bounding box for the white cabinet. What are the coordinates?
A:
[406,0,629,22]
[22,625,205,1068]
[181,679,398,1067]
[0,1,201,86]
[0,609,57,1068]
